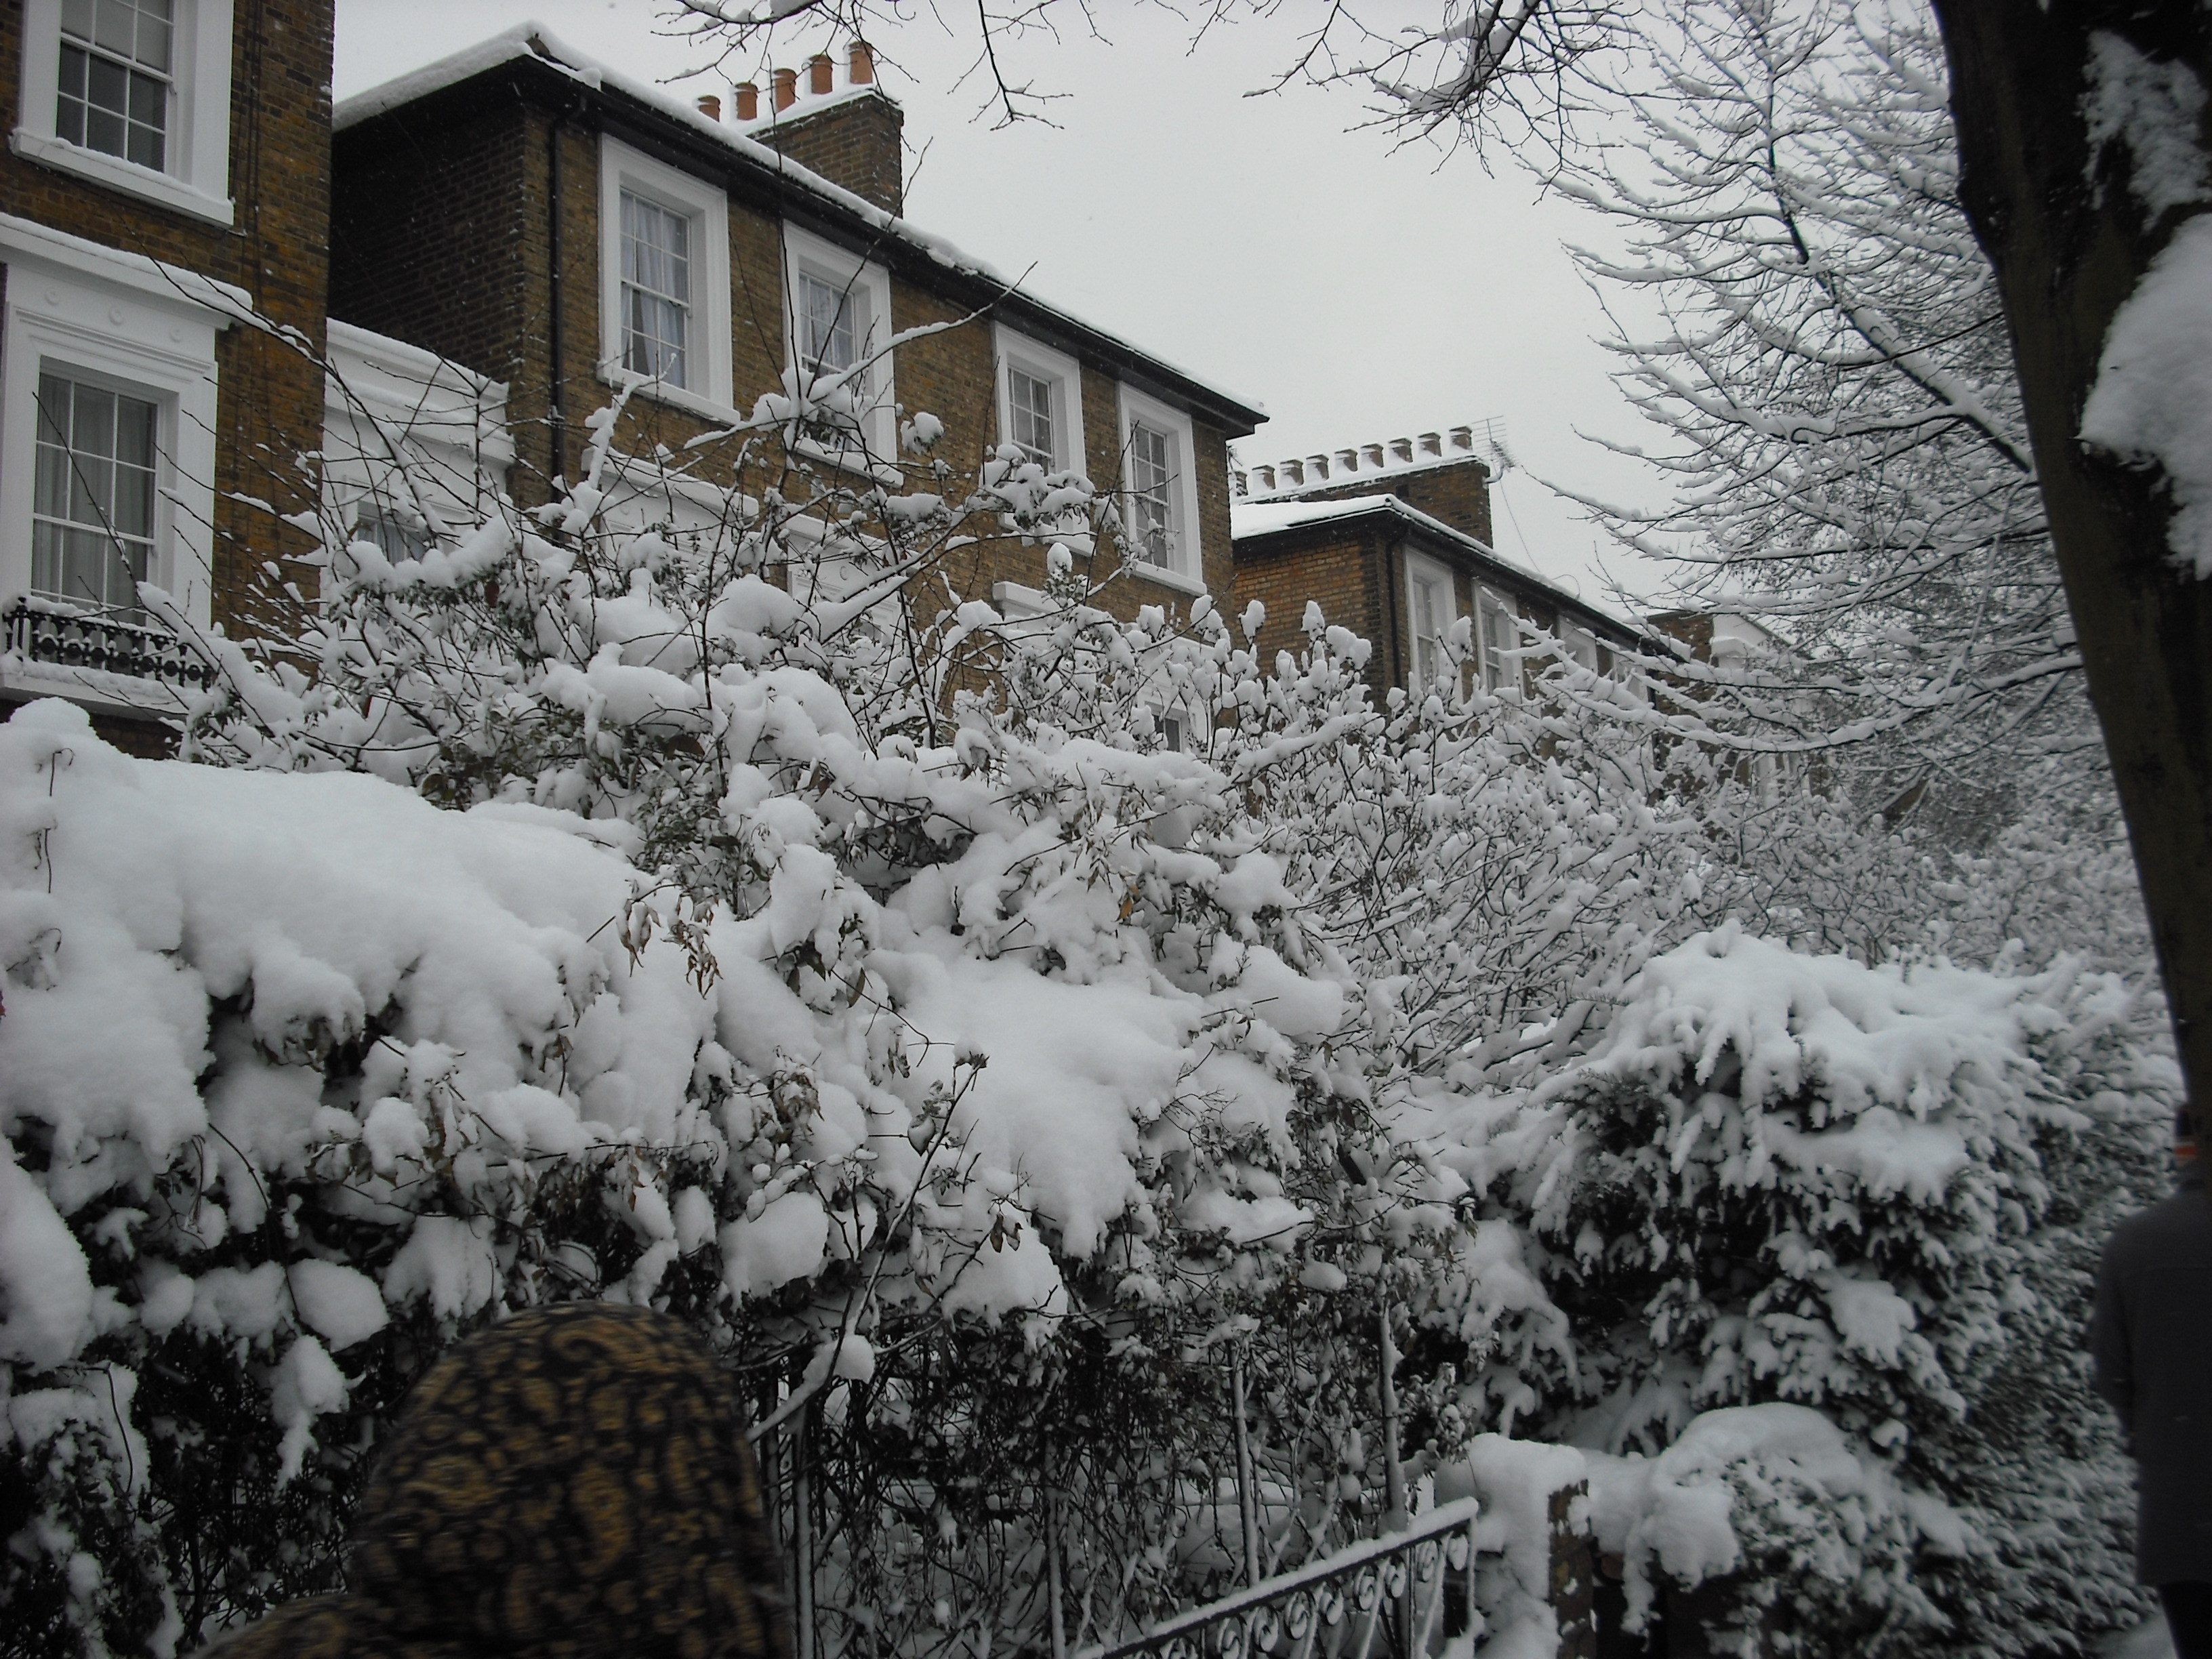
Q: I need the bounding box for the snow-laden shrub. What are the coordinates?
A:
[1411,924,2171,1657]
[1586,1404,1952,1658]
[5,401,1578,1655]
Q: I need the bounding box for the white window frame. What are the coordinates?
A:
[781,222,896,477]
[1560,621,1601,673]
[1115,384,1203,594]
[0,220,226,652]
[1475,586,1516,692]
[598,136,733,418]
[991,325,1084,474]
[12,0,234,226]
[1404,549,1458,691]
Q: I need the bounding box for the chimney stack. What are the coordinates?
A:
[808,52,835,96]
[772,66,797,110]
[734,81,758,121]
[848,39,876,84]
[695,93,721,121]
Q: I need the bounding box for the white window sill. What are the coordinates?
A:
[11,129,234,226]
[598,366,743,429]
[792,432,903,487]
[1123,558,1206,597]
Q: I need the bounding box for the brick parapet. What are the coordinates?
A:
[1268,453,1495,546]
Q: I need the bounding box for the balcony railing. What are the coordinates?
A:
[3,598,216,695]
[1076,1498,1481,1659]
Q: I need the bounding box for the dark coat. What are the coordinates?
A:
[193,1303,792,1659]
[2093,1169,2212,1586]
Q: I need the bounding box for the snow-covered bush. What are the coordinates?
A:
[4,391,1530,1655]
[1411,924,2170,1656]
[1584,1404,1950,1659]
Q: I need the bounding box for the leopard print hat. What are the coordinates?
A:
[199,1303,792,1659]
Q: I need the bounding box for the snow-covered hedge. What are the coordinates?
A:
[1410,926,2169,1656]
[1,364,2170,1659]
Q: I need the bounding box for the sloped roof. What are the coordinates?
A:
[333,24,1267,435]
[1231,492,1633,634]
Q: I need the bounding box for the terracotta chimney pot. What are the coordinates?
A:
[1282,459,1304,486]
[1254,464,1275,491]
[734,81,759,121]
[808,53,835,96]
[1418,431,1442,456]
[1231,468,1248,496]
[1334,448,1358,472]
[696,94,721,121]
[1449,425,1475,450]
[1362,443,1386,468]
[772,67,797,111]
[1308,453,1330,480]
[848,40,875,85]
[1389,436,1413,462]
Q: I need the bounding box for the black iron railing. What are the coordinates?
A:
[3,597,216,693]
[1076,1498,1482,1659]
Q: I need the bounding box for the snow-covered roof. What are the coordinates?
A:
[1231,493,1631,632]
[333,24,1266,432]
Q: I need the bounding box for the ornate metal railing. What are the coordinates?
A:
[1075,1498,1482,1659]
[3,597,216,693]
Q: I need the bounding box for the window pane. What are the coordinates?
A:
[127,68,161,126]
[620,192,693,389]
[801,274,857,374]
[138,6,173,75]
[113,390,155,466]
[85,106,125,158]
[86,51,127,112]
[73,385,117,457]
[62,0,95,39]
[31,372,159,614]
[1009,369,1054,465]
[58,41,87,98]
[94,0,138,56]
[1129,421,1174,563]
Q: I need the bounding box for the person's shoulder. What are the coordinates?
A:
[2106,1184,2212,1265]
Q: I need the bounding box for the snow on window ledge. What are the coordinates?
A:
[9,129,234,226]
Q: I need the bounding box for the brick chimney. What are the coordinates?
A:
[735,81,758,121]
[749,39,905,216]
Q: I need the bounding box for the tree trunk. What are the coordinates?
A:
[1929,0,2212,1155]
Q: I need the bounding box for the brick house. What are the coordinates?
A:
[325,26,1263,626]
[1232,428,1634,701]
[0,0,335,750]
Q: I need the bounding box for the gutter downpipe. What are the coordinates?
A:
[547,90,588,495]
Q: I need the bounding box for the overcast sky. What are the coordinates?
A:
[332,3,1673,618]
